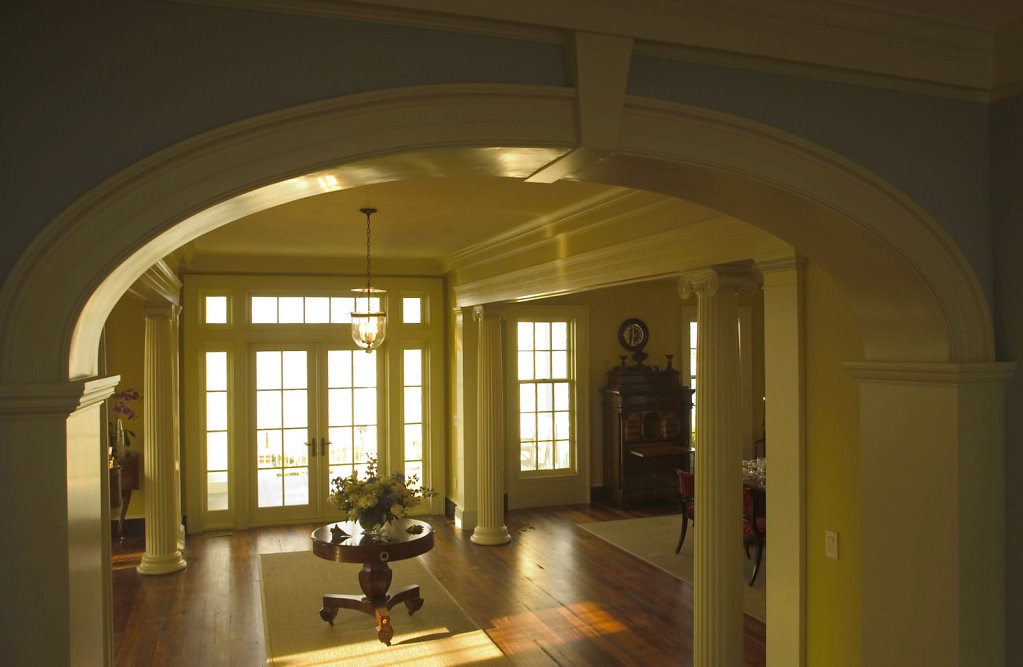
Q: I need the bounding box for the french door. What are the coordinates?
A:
[250,344,381,524]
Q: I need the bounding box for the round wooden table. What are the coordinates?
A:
[311,518,435,645]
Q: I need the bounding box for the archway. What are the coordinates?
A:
[0,85,999,665]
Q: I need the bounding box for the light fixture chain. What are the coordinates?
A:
[365,210,372,297]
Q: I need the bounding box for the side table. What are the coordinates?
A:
[311,518,435,646]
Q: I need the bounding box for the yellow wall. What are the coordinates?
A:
[804,262,863,664]
[104,294,146,518]
[541,279,684,486]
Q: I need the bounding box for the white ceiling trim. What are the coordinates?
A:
[453,216,792,306]
[177,0,1022,99]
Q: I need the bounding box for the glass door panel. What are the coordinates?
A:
[255,349,312,510]
[326,349,378,485]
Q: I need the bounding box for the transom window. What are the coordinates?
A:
[248,295,382,324]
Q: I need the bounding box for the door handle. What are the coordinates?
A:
[307,439,317,457]
[320,437,331,457]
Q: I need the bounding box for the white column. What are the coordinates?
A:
[137,303,187,575]
[758,255,807,666]
[471,306,512,546]
[680,265,753,667]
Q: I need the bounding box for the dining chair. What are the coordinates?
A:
[674,468,695,553]
[743,485,767,586]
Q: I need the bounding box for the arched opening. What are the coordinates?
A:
[0,85,999,665]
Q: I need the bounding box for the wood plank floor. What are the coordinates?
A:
[112,502,766,665]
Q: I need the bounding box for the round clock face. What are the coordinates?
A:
[618,318,649,351]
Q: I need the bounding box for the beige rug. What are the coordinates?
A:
[259,550,509,665]
[578,514,767,622]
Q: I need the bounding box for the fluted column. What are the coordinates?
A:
[471,306,512,546]
[137,303,187,575]
[680,264,753,666]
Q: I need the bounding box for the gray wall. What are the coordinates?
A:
[991,93,1023,661]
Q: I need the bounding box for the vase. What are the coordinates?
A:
[357,510,388,534]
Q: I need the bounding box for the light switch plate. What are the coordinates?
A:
[825,530,839,559]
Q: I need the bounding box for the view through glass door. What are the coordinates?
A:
[252,345,380,523]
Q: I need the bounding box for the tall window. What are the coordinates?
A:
[403,348,425,481]
[683,307,754,456]
[688,320,698,443]
[517,320,572,472]
[205,350,230,511]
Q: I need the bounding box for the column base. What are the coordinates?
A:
[470,525,511,545]
[137,551,187,575]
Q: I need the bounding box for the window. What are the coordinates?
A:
[688,320,697,443]
[250,295,381,324]
[204,295,229,325]
[184,274,444,531]
[402,297,422,324]
[402,348,425,482]
[683,307,753,456]
[204,351,230,511]
[517,320,572,472]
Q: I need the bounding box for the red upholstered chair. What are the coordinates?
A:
[674,469,695,553]
[743,486,767,586]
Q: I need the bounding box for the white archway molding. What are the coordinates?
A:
[0,85,993,387]
[0,83,1002,666]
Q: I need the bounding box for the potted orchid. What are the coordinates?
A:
[108,388,140,463]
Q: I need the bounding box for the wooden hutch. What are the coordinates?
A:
[601,357,694,506]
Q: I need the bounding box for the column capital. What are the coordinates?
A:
[679,263,756,299]
[142,302,182,321]
[755,255,806,277]
[472,305,504,322]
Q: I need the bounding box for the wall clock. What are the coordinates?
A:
[618,318,649,352]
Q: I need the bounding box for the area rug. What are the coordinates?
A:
[259,550,509,665]
[578,514,767,622]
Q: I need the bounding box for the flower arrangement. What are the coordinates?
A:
[109,388,140,462]
[327,458,436,532]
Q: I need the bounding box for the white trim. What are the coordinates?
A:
[181,0,1018,99]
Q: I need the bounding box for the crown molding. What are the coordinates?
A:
[0,376,120,416]
[844,361,1017,384]
[127,260,182,306]
[174,0,1022,100]
[453,217,791,307]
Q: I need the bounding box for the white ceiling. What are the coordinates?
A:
[187,177,635,263]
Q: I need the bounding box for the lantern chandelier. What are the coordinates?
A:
[351,207,386,351]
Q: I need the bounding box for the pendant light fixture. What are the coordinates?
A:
[350,207,386,351]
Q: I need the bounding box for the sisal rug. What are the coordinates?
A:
[578,514,767,622]
[259,550,509,665]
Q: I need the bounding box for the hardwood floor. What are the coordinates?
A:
[111,502,766,665]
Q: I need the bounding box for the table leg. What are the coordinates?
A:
[318,562,425,645]
[118,488,132,541]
